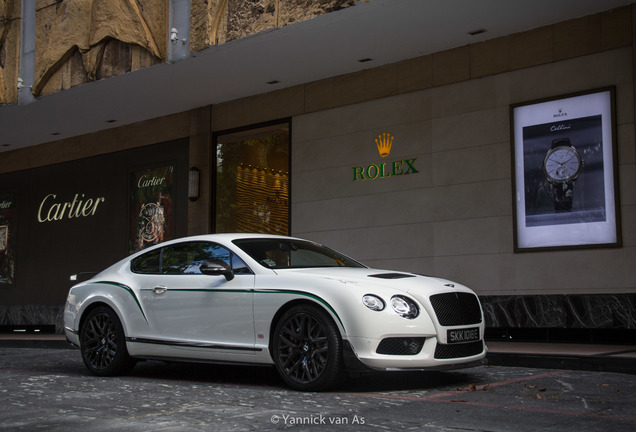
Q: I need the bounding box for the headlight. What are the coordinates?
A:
[362,294,385,311]
[391,295,419,319]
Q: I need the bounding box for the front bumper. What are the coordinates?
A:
[346,335,487,371]
[64,326,80,348]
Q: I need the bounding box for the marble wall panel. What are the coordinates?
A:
[0,305,64,333]
[481,294,636,329]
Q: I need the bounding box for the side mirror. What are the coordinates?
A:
[200,259,234,281]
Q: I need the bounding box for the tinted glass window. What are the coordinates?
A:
[131,242,251,275]
[233,238,365,269]
[131,242,251,274]
[162,242,213,274]
[228,252,250,274]
[131,248,161,274]
[188,242,251,274]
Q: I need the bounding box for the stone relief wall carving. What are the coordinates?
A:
[3,0,360,100]
[34,0,167,97]
[190,0,357,52]
[0,0,20,105]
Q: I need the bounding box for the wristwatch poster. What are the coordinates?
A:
[129,165,175,253]
[511,88,620,250]
[0,194,15,286]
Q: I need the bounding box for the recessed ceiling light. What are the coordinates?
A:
[468,29,487,36]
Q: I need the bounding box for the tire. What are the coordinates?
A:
[79,306,135,376]
[272,304,345,391]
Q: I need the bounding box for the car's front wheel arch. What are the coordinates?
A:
[270,300,346,391]
[269,299,344,352]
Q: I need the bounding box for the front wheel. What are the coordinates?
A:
[272,304,345,391]
[79,306,134,376]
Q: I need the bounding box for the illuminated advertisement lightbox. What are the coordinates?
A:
[511,87,621,251]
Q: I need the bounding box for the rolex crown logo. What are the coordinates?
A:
[375,133,393,158]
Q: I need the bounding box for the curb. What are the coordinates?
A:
[486,352,636,375]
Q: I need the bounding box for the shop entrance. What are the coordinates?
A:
[213,121,290,235]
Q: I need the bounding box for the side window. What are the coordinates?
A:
[157,241,252,275]
[231,254,250,274]
[201,243,251,275]
[162,242,210,274]
[131,248,161,274]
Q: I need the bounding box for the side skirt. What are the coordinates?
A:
[130,355,275,368]
[126,337,262,352]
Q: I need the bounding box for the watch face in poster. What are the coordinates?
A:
[522,115,605,226]
[129,165,175,253]
[0,194,16,287]
[511,88,620,251]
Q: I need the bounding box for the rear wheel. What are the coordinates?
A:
[272,304,344,391]
[80,306,134,376]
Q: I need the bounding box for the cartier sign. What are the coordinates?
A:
[37,193,106,223]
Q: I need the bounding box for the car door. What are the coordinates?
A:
[141,241,256,354]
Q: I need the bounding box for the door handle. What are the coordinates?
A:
[153,285,167,294]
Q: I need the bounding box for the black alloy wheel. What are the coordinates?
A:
[272,304,344,391]
[80,306,134,376]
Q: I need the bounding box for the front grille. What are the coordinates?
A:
[376,337,425,355]
[434,340,484,359]
[430,292,482,326]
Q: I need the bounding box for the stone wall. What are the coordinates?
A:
[190,0,356,50]
[4,0,359,99]
[33,0,167,96]
[0,0,20,105]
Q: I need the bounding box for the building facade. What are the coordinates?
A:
[1,1,635,341]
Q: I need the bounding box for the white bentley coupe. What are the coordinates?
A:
[64,234,487,391]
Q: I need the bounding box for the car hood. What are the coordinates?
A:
[276,267,472,296]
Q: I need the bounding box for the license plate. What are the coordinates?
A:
[447,327,480,344]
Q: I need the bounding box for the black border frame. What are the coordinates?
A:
[510,87,622,252]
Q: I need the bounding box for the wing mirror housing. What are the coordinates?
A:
[200,259,234,281]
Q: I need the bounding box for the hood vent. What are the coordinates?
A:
[369,273,415,279]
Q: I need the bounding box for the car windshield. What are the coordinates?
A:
[233,238,366,269]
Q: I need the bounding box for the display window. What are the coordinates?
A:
[213,121,290,235]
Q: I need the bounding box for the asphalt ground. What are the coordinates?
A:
[0,344,635,431]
